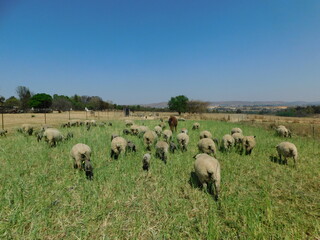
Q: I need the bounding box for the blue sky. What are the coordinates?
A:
[1,0,319,104]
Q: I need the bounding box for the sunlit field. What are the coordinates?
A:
[0,119,319,239]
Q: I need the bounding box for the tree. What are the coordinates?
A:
[168,95,189,115]
[4,96,20,108]
[0,96,5,105]
[52,94,72,111]
[187,100,210,113]
[29,93,53,109]
[16,86,32,110]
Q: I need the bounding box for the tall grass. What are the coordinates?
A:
[0,120,319,239]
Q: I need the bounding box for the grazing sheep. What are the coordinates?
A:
[22,124,34,136]
[126,140,137,152]
[158,122,166,129]
[154,126,162,137]
[138,126,150,138]
[155,141,169,164]
[41,124,52,131]
[198,138,217,157]
[180,128,188,134]
[61,123,69,128]
[90,120,97,126]
[168,116,178,132]
[177,132,189,151]
[98,122,106,127]
[68,120,79,127]
[232,132,244,146]
[43,128,64,147]
[70,143,93,180]
[231,128,243,135]
[194,153,221,200]
[108,122,113,126]
[162,130,172,143]
[125,120,134,127]
[66,132,74,140]
[200,130,212,139]
[276,142,298,166]
[130,125,139,135]
[111,134,119,141]
[142,153,151,171]
[221,134,235,152]
[143,130,157,151]
[242,136,256,155]
[169,142,177,153]
[0,129,8,136]
[192,122,200,130]
[123,129,130,135]
[110,137,127,159]
[276,125,291,138]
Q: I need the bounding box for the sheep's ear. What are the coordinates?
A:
[254,136,256,138]
[193,154,199,159]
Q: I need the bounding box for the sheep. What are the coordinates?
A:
[126,140,137,152]
[130,125,139,135]
[123,129,130,135]
[110,137,127,159]
[125,120,134,127]
[221,134,235,152]
[108,122,113,126]
[155,141,169,164]
[98,122,106,127]
[168,116,178,132]
[276,125,292,138]
[197,138,217,157]
[154,126,162,137]
[169,142,177,153]
[194,153,221,200]
[231,127,243,135]
[241,136,256,155]
[41,124,52,131]
[43,128,64,147]
[22,124,34,136]
[232,132,244,146]
[138,126,150,138]
[162,130,172,143]
[276,142,298,166]
[200,130,212,139]
[177,132,189,151]
[90,120,97,126]
[142,153,151,171]
[68,120,79,127]
[180,128,188,134]
[192,122,200,130]
[111,134,119,141]
[0,130,8,136]
[143,130,157,151]
[158,122,166,129]
[70,143,93,180]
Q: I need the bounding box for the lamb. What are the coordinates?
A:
[241,136,256,155]
[0,129,8,136]
[221,134,235,152]
[231,128,243,135]
[192,122,200,130]
[155,141,169,164]
[142,153,151,171]
[162,130,172,143]
[177,132,189,151]
[168,116,178,132]
[22,124,34,136]
[276,142,298,166]
[70,143,93,180]
[194,153,221,200]
[110,137,127,159]
[200,130,212,139]
[197,138,217,157]
[154,126,162,137]
[43,128,64,147]
[276,125,291,138]
[143,130,157,151]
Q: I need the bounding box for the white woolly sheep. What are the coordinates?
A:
[198,138,217,157]
[110,137,127,159]
[158,122,166,129]
[276,125,291,138]
[0,130,8,136]
[231,128,243,135]
[276,142,298,166]
[200,130,212,139]
[22,124,34,136]
[241,136,256,155]
[154,126,162,137]
[130,125,139,135]
[221,134,235,152]
[142,153,151,171]
[125,120,134,127]
[177,132,189,151]
[192,122,200,130]
[232,132,244,146]
[194,153,221,200]
[155,141,169,163]
[138,126,150,138]
[143,130,157,151]
[70,143,93,180]
[43,128,64,147]
[180,128,188,134]
[162,130,172,143]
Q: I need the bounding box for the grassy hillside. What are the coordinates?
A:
[0,120,319,239]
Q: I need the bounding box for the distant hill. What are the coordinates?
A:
[138,101,320,108]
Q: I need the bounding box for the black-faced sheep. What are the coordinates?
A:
[192,122,200,130]
[231,128,243,135]
[221,134,235,152]
[276,125,291,138]
[241,136,256,155]
[200,130,212,139]
[125,120,134,127]
[177,132,189,151]
[197,138,217,157]
[70,143,93,180]
[169,142,177,153]
[142,153,151,171]
[180,128,188,134]
[162,130,172,143]
[22,124,34,136]
[0,129,8,136]
[126,140,137,152]
[143,130,157,151]
[155,141,169,164]
[110,137,127,159]
[154,126,162,137]
[43,128,64,147]
[194,153,221,200]
[276,142,298,166]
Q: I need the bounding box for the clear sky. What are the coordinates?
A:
[1,0,319,104]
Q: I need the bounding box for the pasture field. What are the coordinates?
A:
[0,119,319,239]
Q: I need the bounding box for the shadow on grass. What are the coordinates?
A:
[269,155,287,165]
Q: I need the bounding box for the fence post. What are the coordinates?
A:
[1,112,4,130]
[69,110,71,120]
[44,112,47,124]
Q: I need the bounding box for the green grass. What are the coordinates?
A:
[0,120,319,239]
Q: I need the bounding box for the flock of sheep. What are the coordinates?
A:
[9,117,298,201]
